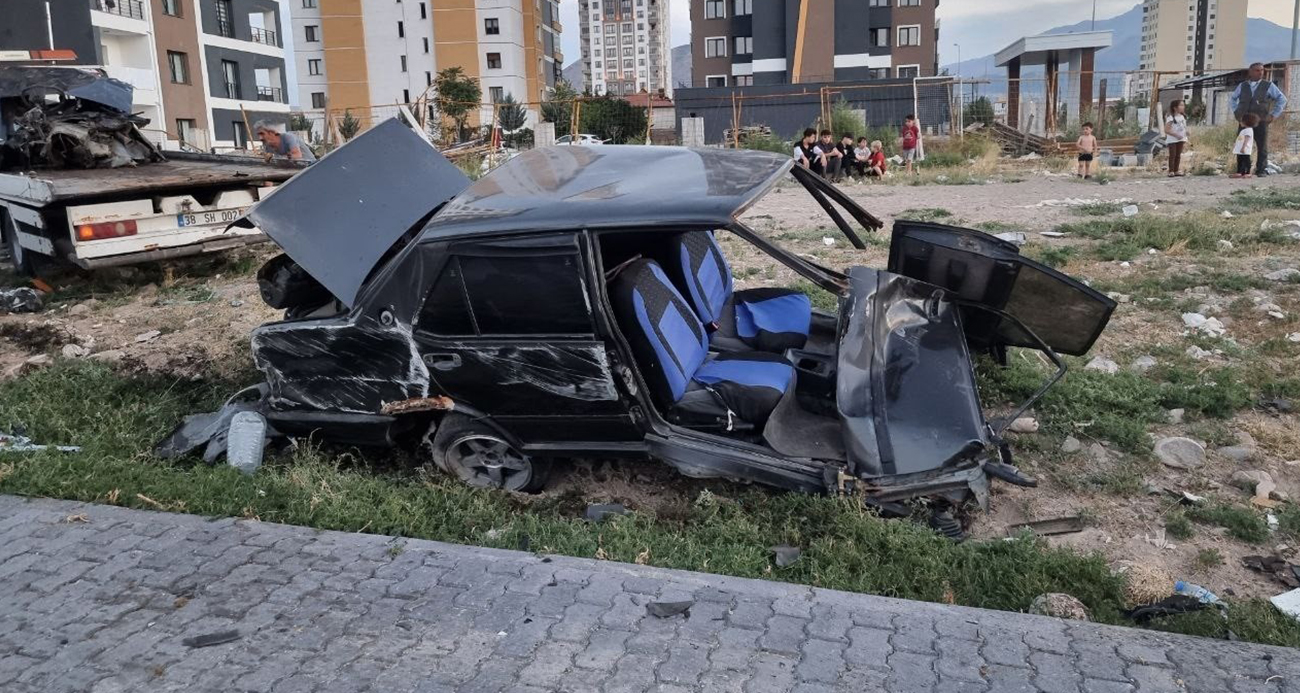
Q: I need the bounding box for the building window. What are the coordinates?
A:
[403,89,410,103]
[705,37,726,58]
[397,21,404,37]
[221,59,240,99]
[310,92,325,108]
[622,35,632,44]
[232,121,248,148]
[426,71,432,85]
[897,64,919,78]
[302,0,315,6]
[605,36,615,46]
[869,0,889,5]
[734,36,752,55]
[166,51,189,83]
[304,25,319,42]
[733,0,751,15]
[897,25,920,46]
[487,52,501,68]
[485,18,499,34]
[623,22,632,32]
[605,24,615,33]
[870,27,889,47]
[706,75,726,87]
[214,0,234,37]
[400,55,407,72]
[704,0,724,19]
[869,68,890,80]
[419,2,426,19]
[175,119,196,144]
[307,58,322,75]
[423,37,429,52]
[735,74,752,86]
[162,0,181,17]
[898,0,920,5]
[489,86,504,102]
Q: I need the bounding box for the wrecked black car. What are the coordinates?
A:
[159,117,1115,521]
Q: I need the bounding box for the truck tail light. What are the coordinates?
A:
[76,220,138,241]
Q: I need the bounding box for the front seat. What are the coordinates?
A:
[611,259,793,429]
[670,231,812,353]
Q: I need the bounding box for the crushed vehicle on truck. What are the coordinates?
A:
[158,117,1116,533]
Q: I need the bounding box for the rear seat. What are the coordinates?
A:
[669,231,812,353]
[610,258,793,429]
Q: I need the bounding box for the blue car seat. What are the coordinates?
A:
[611,259,793,428]
[670,231,812,353]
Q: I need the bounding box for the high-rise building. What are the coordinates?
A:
[577,0,671,97]
[1136,0,1247,95]
[689,0,939,88]
[0,0,289,151]
[291,0,563,134]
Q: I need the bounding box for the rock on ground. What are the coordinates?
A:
[1155,437,1206,470]
[1029,593,1091,621]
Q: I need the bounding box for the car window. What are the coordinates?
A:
[417,248,592,337]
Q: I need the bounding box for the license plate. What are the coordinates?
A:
[177,208,247,227]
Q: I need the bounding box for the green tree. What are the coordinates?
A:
[337,110,361,141]
[962,96,994,126]
[496,93,527,132]
[578,96,648,144]
[288,112,313,134]
[541,80,578,136]
[434,66,482,142]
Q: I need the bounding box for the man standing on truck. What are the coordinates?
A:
[254,121,317,163]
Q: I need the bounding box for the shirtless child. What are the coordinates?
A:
[1076,123,1097,179]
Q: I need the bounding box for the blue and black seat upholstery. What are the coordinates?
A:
[670,231,812,353]
[611,259,793,428]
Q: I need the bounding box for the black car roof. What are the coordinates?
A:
[419,145,792,240]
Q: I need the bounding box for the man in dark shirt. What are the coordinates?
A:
[793,128,820,170]
[813,130,842,181]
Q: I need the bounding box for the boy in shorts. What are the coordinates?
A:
[900,115,920,174]
[1076,122,1097,179]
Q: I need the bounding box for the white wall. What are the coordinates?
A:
[477,0,532,125]
[364,0,437,108]
[291,0,325,129]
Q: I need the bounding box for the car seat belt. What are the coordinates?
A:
[700,384,737,431]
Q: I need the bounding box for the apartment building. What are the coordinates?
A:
[291,0,562,133]
[1136,0,1247,95]
[1,0,289,151]
[690,0,939,88]
[577,0,672,97]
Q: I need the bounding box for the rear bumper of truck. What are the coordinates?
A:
[70,232,268,269]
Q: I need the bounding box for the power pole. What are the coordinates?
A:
[1092,0,1097,31]
[1292,0,1299,60]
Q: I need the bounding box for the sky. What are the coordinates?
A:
[556,0,1296,65]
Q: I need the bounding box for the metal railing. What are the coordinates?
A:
[249,27,280,47]
[257,86,284,103]
[91,0,145,20]
[223,81,242,99]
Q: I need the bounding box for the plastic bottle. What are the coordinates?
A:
[1174,580,1222,606]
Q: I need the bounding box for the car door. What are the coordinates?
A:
[887,220,1116,356]
[412,233,641,443]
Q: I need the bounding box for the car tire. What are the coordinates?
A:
[429,416,549,493]
[2,210,38,277]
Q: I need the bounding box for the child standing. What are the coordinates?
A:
[1231,113,1259,179]
[900,115,920,175]
[1164,100,1188,177]
[1076,122,1097,179]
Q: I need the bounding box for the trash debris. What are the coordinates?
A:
[1185,345,1215,360]
[1221,210,1234,219]
[1122,205,1139,217]
[1154,437,1205,470]
[1174,580,1223,606]
[771,544,801,567]
[1006,417,1039,434]
[1242,555,1300,589]
[1125,595,1208,623]
[1289,333,1300,344]
[226,411,267,475]
[585,503,628,522]
[645,600,693,618]
[1007,515,1085,537]
[1272,588,1300,622]
[1264,268,1300,282]
[994,232,1027,246]
[0,287,44,314]
[181,630,241,648]
[1217,240,1234,251]
[134,330,161,343]
[821,237,835,247]
[1084,357,1119,374]
[1029,593,1090,621]
[1130,355,1157,373]
[1039,231,1068,238]
[60,343,87,359]
[0,431,80,453]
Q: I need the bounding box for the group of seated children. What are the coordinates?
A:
[794,129,887,181]
[793,114,920,182]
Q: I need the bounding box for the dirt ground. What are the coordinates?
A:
[3,165,1300,601]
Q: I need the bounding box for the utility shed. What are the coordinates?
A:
[996,31,1113,136]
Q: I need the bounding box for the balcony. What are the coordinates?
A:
[552,20,563,33]
[554,49,564,63]
[249,27,280,47]
[256,86,284,103]
[91,0,145,20]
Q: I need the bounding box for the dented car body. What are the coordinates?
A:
[161,118,1115,515]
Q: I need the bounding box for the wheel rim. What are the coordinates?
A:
[446,434,533,491]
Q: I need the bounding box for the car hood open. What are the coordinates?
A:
[230,117,471,308]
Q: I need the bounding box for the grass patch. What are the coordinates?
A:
[896,207,954,223]
[1165,511,1194,540]
[1145,599,1300,647]
[1070,201,1126,217]
[1226,187,1300,213]
[789,279,840,312]
[1195,548,1224,569]
[1187,504,1270,544]
[1054,214,1237,261]
[1024,245,1075,269]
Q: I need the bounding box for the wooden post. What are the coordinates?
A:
[1148,71,1160,130]
[1007,57,1021,131]
[1097,78,1108,139]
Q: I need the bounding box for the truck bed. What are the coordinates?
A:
[0,151,304,207]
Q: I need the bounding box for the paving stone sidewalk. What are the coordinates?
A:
[1,495,1298,693]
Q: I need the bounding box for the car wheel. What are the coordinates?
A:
[431,418,549,492]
